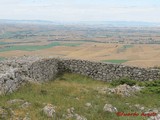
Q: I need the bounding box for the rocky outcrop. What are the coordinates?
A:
[0,56,58,95]
[96,84,143,96]
[0,56,41,95]
[0,56,160,95]
[63,107,87,120]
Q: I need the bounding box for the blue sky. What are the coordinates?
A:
[0,0,160,22]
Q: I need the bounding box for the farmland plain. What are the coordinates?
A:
[0,23,160,68]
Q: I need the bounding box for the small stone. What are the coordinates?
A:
[134,104,140,108]
[157,113,160,118]
[75,114,87,120]
[125,103,130,105]
[148,116,155,120]
[67,107,75,114]
[96,84,142,97]
[7,99,25,104]
[21,102,31,108]
[64,107,87,120]
[103,104,118,113]
[140,107,145,111]
[0,107,8,119]
[43,104,56,118]
[75,97,79,100]
[152,109,159,113]
[85,103,92,107]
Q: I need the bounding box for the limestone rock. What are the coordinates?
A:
[134,104,145,111]
[7,99,25,104]
[0,107,8,119]
[97,84,142,96]
[67,107,75,114]
[147,113,160,120]
[21,102,31,108]
[85,103,92,108]
[103,104,118,113]
[43,104,56,118]
[64,107,87,120]
[113,84,142,96]
[75,114,87,120]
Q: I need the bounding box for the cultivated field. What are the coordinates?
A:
[0,23,160,68]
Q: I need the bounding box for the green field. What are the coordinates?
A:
[0,42,82,52]
[102,59,128,64]
[0,73,159,120]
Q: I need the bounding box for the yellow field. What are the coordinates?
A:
[1,43,160,68]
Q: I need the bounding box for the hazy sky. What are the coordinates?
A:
[0,0,160,22]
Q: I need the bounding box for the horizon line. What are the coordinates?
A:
[0,19,160,24]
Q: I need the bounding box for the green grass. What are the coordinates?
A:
[0,73,159,120]
[0,42,82,52]
[102,59,128,64]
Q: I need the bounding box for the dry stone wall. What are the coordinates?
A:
[0,56,160,95]
[27,58,59,82]
[58,59,160,81]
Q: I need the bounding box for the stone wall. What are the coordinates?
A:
[27,58,59,82]
[0,56,160,95]
[58,59,160,81]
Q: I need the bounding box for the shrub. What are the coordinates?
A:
[111,78,136,86]
[137,80,160,87]
[141,87,160,94]
[139,80,160,94]
[144,80,160,87]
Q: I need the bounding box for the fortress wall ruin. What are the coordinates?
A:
[0,57,160,95]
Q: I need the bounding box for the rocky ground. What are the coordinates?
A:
[0,81,159,120]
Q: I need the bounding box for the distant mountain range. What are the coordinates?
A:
[0,19,57,24]
[0,19,160,27]
[77,21,160,27]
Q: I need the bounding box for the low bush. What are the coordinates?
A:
[141,87,160,94]
[138,80,160,94]
[111,78,137,86]
[143,80,160,87]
